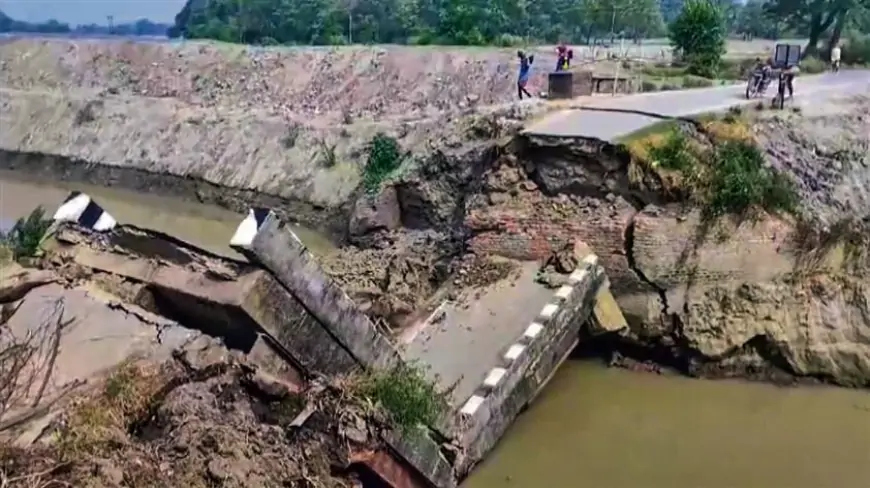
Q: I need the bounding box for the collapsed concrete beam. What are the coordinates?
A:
[454,251,606,476]
[46,199,456,488]
[49,223,361,379]
[229,208,403,371]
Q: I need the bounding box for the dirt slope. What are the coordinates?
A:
[0,39,557,124]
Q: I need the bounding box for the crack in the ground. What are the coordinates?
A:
[622,208,692,371]
[623,209,670,315]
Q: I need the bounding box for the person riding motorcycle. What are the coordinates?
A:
[749,57,772,93]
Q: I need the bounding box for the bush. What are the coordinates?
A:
[841,36,870,66]
[641,80,659,92]
[705,140,799,218]
[720,57,757,80]
[682,74,715,88]
[363,133,404,194]
[494,34,525,47]
[669,0,727,78]
[0,206,53,260]
[660,82,681,91]
[357,363,443,432]
[648,130,696,171]
[800,55,826,74]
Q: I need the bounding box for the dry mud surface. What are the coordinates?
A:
[0,263,387,488]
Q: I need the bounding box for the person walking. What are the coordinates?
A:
[830,43,842,72]
[517,50,534,100]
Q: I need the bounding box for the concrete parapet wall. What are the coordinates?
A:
[228,209,457,487]
[50,223,361,378]
[455,252,605,475]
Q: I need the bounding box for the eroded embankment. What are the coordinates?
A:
[462,104,870,386]
[0,82,549,331]
[7,63,870,388]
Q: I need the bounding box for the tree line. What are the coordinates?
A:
[0,10,171,37]
[168,0,870,48]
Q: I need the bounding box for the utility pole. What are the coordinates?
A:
[347,0,357,44]
[238,0,243,43]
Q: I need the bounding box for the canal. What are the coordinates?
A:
[2,173,869,488]
[0,170,335,257]
[464,360,870,488]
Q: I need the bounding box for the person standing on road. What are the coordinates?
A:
[830,43,842,72]
[517,50,534,100]
[782,62,800,98]
[556,43,573,71]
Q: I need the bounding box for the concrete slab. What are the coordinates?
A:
[526,110,663,140]
[524,71,870,140]
[401,262,553,407]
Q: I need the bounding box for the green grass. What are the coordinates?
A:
[616,119,682,144]
[648,130,696,171]
[704,139,799,218]
[800,55,827,74]
[362,133,405,194]
[0,206,53,261]
[355,362,444,432]
[621,120,800,220]
[635,57,752,92]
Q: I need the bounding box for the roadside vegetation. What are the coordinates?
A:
[0,355,446,486]
[363,133,405,194]
[164,0,870,56]
[0,206,53,264]
[353,362,445,432]
[625,112,799,220]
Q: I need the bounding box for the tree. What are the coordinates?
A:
[166,0,700,46]
[669,0,726,77]
[763,0,870,56]
[619,0,667,41]
[734,0,782,39]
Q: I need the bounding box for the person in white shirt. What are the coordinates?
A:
[831,44,842,72]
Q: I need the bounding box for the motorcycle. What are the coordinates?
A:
[745,71,770,99]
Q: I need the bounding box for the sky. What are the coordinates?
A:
[0,0,186,25]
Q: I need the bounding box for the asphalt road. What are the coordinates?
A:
[524,70,870,140]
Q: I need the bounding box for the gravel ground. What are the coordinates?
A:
[754,94,870,226]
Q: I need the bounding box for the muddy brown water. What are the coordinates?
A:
[0,171,336,257]
[464,360,870,488]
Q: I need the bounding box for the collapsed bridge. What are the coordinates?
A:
[39,190,629,488]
